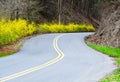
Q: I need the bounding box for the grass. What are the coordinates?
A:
[0,42,22,57]
[86,42,120,82]
[0,53,16,58]
[101,68,120,82]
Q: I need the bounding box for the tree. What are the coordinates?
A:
[0,0,27,20]
[0,0,120,48]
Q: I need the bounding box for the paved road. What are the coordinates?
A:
[0,33,117,82]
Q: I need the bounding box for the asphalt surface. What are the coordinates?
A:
[0,33,117,82]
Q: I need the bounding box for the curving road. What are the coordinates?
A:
[0,33,117,82]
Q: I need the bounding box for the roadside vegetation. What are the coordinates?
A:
[0,18,95,57]
[0,18,95,46]
[0,19,36,46]
[38,23,95,33]
[86,42,120,82]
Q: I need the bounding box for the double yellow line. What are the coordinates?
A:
[0,34,65,82]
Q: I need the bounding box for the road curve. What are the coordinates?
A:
[0,33,117,82]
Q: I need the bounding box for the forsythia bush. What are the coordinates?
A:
[0,19,36,46]
[0,18,95,46]
[37,23,95,33]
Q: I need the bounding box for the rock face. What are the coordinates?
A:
[87,2,120,48]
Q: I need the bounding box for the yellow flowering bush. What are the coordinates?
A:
[0,19,36,46]
[0,18,95,46]
[37,23,95,33]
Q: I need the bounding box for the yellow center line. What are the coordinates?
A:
[0,34,65,82]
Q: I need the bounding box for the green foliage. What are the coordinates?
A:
[101,68,120,82]
[87,42,120,57]
[86,42,120,82]
[86,42,120,64]
[0,52,15,58]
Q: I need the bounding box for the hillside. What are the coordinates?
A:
[0,0,120,47]
[0,0,101,25]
